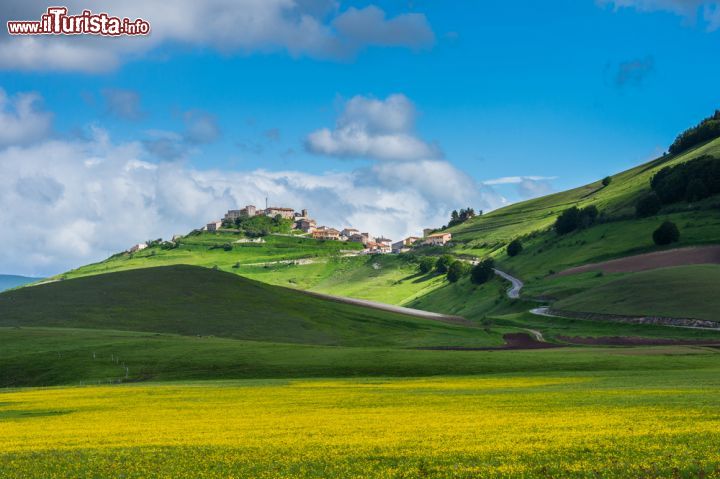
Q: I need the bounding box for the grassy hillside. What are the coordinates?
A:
[554,265,720,321]
[449,137,720,259]
[0,265,497,348]
[61,233,362,280]
[34,136,720,324]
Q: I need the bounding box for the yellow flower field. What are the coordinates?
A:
[1,374,720,478]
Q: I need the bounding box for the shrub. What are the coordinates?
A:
[447,261,469,283]
[471,258,495,285]
[578,205,598,229]
[686,178,709,202]
[602,176,612,187]
[507,239,523,257]
[555,207,580,235]
[418,257,435,274]
[554,205,599,235]
[635,193,662,218]
[653,221,680,246]
[435,255,454,274]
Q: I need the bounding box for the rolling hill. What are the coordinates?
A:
[0,265,493,348]
[16,119,720,329]
[553,264,720,321]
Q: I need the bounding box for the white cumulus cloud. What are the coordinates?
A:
[306,93,441,161]
[483,175,556,199]
[0,129,503,277]
[0,1,435,73]
[0,87,52,146]
[0,88,506,276]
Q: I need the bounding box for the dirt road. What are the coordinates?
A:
[493,268,523,299]
[301,290,471,326]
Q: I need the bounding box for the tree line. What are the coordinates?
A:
[668,110,720,155]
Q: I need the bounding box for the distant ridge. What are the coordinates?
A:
[0,274,41,292]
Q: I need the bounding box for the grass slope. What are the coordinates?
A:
[61,233,362,280]
[0,265,493,348]
[449,137,720,257]
[36,135,720,323]
[554,264,720,321]
[2,326,718,388]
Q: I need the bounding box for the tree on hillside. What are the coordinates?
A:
[635,193,662,218]
[602,176,612,187]
[418,257,435,274]
[471,258,495,285]
[435,255,454,274]
[651,155,720,204]
[653,221,680,246]
[578,205,599,229]
[447,207,478,228]
[555,207,580,235]
[554,206,599,235]
[507,239,523,257]
[447,261,469,283]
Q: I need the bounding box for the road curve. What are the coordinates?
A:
[300,290,472,326]
[493,269,524,299]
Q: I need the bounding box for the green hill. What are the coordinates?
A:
[0,265,492,348]
[35,128,720,324]
[553,265,720,321]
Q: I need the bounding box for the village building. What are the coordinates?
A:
[128,242,147,253]
[341,228,360,238]
[375,237,392,248]
[348,232,371,245]
[224,205,257,222]
[265,207,296,220]
[391,236,420,253]
[423,228,436,238]
[364,241,391,254]
[424,232,452,246]
[296,218,317,233]
[206,220,223,232]
[312,227,340,241]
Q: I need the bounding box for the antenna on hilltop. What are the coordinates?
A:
[265,196,268,209]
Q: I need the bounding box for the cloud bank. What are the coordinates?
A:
[0,1,435,73]
[0,90,503,277]
[306,93,441,161]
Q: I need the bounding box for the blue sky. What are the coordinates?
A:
[0,0,719,275]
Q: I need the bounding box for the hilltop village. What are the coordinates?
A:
[197,204,453,255]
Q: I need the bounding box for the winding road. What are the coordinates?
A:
[493,268,524,299]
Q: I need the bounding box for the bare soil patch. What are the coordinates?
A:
[557,245,720,276]
[417,333,564,351]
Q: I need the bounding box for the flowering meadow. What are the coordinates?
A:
[2,370,720,478]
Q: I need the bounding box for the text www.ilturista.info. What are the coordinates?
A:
[7,7,150,36]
